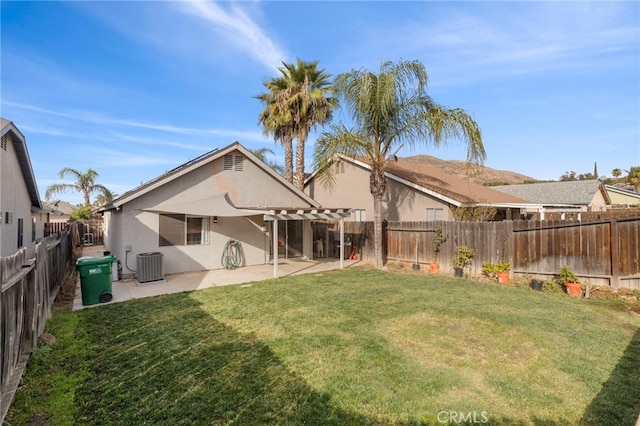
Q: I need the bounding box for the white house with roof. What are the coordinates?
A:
[100,142,350,281]
[0,118,49,258]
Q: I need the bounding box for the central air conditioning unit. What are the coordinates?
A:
[137,252,164,283]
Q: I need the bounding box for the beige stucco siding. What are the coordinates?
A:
[1,132,38,257]
[104,148,314,275]
[588,191,608,210]
[305,161,453,221]
[608,191,640,205]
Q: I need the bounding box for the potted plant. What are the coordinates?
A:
[452,245,475,277]
[428,226,447,273]
[481,261,511,284]
[558,265,582,297]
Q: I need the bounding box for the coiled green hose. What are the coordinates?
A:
[221,240,244,269]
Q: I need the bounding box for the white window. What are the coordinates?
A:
[426,208,444,221]
[351,209,366,222]
[159,214,210,246]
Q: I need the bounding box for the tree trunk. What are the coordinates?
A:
[295,127,309,190]
[370,166,387,268]
[283,134,294,184]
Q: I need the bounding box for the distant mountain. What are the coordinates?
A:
[401,155,536,186]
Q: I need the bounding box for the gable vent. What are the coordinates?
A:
[224,154,244,171]
[224,155,233,170]
[234,155,243,171]
[1,135,8,151]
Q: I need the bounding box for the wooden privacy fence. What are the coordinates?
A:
[347,217,640,290]
[1,229,71,422]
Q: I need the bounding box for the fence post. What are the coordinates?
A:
[610,219,620,291]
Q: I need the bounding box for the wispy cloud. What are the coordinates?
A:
[5,101,266,144]
[350,2,639,86]
[174,0,287,70]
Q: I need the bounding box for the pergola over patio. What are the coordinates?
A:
[264,208,351,278]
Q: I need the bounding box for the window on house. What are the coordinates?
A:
[5,212,12,224]
[159,214,210,246]
[17,218,23,248]
[426,208,444,221]
[350,209,366,222]
[32,218,36,242]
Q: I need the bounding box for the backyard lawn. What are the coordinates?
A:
[7,268,640,425]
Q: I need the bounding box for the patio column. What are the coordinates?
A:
[340,217,344,269]
[273,219,278,278]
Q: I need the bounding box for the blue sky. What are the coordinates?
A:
[2,1,639,205]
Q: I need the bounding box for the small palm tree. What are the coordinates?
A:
[627,166,640,193]
[312,60,485,268]
[611,168,622,179]
[45,168,113,206]
[248,147,285,176]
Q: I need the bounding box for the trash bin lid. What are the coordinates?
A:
[76,255,116,266]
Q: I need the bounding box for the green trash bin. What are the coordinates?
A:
[76,255,115,306]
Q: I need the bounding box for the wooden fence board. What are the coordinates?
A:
[1,229,71,423]
[363,217,640,288]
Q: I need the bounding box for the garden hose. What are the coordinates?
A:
[221,240,244,270]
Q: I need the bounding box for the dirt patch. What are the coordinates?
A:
[52,252,80,312]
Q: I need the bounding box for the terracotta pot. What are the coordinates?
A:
[497,271,510,284]
[565,281,582,297]
[428,262,439,274]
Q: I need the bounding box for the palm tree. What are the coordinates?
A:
[256,82,295,183]
[248,147,285,176]
[612,168,622,179]
[278,59,337,189]
[257,58,337,189]
[93,190,116,207]
[45,167,113,206]
[627,166,640,193]
[312,60,485,268]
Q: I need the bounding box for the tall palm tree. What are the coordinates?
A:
[45,167,113,206]
[312,60,485,268]
[278,59,337,189]
[256,82,295,183]
[257,58,337,189]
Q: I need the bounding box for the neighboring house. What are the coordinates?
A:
[604,184,640,206]
[304,156,536,222]
[0,118,49,258]
[44,200,76,223]
[100,142,349,278]
[493,180,609,219]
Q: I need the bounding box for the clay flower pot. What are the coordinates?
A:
[565,281,582,297]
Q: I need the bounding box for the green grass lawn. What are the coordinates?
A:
[7,268,640,425]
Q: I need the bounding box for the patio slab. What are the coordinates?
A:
[72,246,361,310]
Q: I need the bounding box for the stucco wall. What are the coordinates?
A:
[104,149,314,275]
[0,132,38,257]
[305,161,454,221]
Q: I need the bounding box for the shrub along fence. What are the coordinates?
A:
[347,217,640,290]
[1,229,71,422]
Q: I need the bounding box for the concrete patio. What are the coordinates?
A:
[73,245,361,310]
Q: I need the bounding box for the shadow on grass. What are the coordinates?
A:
[74,293,418,425]
[580,327,640,426]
